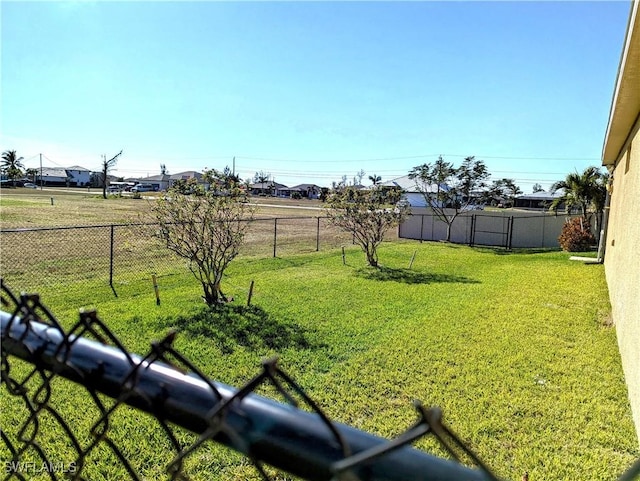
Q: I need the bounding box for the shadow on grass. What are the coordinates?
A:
[472,246,560,256]
[356,266,479,285]
[167,304,322,354]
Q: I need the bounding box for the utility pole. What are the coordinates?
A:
[232,156,235,176]
[39,153,43,190]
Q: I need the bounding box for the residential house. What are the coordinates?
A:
[37,167,71,186]
[134,174,171,191]
[514,191,565,211]
[276,185,300,198]
[380,175,449,208]
[278,183,322,199]
[250,181,288,196]
[66,165,91,186]
[601,0,640,444]
[169,171,205,189]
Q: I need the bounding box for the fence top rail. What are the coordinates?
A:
[406,212,580,220]
[0,223,137,233]
[0,216,334,233]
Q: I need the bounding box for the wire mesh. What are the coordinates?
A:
[0,226,112,290]
[1,279,503,481]
[0,218,364,299]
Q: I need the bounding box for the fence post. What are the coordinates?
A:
[316,217,320,252]
[152,274,160,305]
[507,216,514,250]
[409,250,417,269]
[247,280,255,306]
[469,215,475,247]
[420,215,424,243]
[273,218,278,258]
[109,225,117,297]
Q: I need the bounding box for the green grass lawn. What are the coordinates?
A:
[1,241,637,480]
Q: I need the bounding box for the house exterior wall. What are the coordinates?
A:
[67,170,91,186]
[38,175,68,184]
[604,116,640,445]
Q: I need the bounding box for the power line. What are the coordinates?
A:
[234,153,600,164]
[21,154,40,163]
[41,155,66,167]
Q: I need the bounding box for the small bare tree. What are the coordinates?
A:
[101,150,123,199]
[150,171,254,305]
[326,185,408,267]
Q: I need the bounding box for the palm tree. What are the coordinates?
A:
[368,174,382,186]
[25,168,39,183]
[550,166,608,233]
[253,171,270,184]
[1,150,25,187]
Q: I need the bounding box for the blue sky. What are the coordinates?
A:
[1,1,632,190]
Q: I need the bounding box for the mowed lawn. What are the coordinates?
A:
[1,241,637,480]
[0,187,326,228]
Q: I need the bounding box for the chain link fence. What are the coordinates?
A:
[0,217,363,298]
[1,280,502,481]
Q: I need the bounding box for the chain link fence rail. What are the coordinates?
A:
[0,279,503,481]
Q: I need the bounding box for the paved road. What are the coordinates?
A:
[248,203,323,211]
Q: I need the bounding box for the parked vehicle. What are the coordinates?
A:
[132,183,155,193]
[23,183,37,189]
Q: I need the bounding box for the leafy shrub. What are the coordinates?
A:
[558,217,596,252]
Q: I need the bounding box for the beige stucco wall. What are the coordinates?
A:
[604,115,640,445]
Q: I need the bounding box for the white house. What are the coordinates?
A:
[66,165,91,186]
[379,175,449,207]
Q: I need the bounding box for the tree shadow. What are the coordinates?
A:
[167,304,323,354]
[355,266,479,285]
[472,247,560,256]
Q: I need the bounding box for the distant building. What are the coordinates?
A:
[514,191,565,211]
[130,174,171,191]
[280,184,322,199]
[34,165,92,186]
[37,167,71,186]
[379,175,449,207]
[66,165,91,186]
[169,171,205,189]
[250,181,288,196]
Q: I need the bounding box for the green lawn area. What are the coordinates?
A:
[1,241,637,480]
